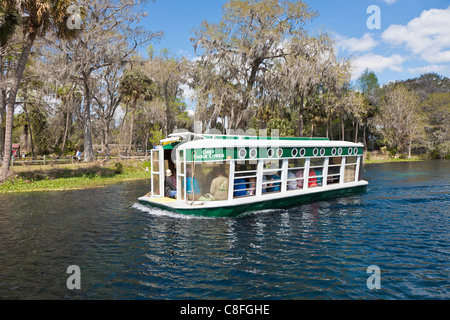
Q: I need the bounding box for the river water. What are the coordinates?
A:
[0,160,448,300]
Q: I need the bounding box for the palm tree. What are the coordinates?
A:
[0,0,79,182]
[119,70,154,155]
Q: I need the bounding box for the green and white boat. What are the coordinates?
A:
[138,132,368,217]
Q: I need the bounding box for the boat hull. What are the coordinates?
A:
[138,183,368,218]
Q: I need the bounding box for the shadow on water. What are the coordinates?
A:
[0,161,449,299]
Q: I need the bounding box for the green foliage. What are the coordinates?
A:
[119,70,155,106]
[0,162,150,193]
[114,162,124,174]
[148,125,164,147]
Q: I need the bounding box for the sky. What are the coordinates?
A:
[141,0,450,86]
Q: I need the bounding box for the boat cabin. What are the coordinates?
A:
[140,132,367,217]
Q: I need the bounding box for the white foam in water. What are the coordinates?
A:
[132,202,212,220]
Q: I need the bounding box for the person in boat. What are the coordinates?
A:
[295,169,304,188]
[164,169,177,198]
[186,166,201,201]
[209,167,229,200]
[262,175,269,193]
[234,177,247,197]
[308,168,318,187]
[287,170,297,190]
[247,177,256,195]
[233,165,247,197]
[315,168,323,186]
[205,167,218,190]
[269,171,281,192]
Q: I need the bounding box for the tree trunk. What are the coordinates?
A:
[83,76,95,162]
[0,89,5,158]
[59,103,72,157]
[329,116,334,141]
[408,138,412,159]
[128,110,135,155]
[104,120,110,159]
[0,53,6,158]
[298,95,304,137]
[1,31,37,182]
[354,120,359,143]
[363,122,367,151]
[22,101,36,159]
[341,117,345,141]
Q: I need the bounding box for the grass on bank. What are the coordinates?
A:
[0,160,151,193]
[363,157,425,164]
[363,151,430,164]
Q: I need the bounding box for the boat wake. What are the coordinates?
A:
[132,202,212,220]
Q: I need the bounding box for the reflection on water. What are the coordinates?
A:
[0,160,449,299]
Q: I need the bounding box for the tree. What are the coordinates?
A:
[0,0,79,182]
[376,84,425,157]
[145,49,191,136]
[421,92,450,158]
[355,69,380,149]
[191,0,317,131]
[0,3,21,157]
[92,65,123,155]
[48,0,160,162]
[119,69,154,155]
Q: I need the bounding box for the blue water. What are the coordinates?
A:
[0,160,448,300]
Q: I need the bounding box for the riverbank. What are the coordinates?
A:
[363,151,427,164]
[0,160,151,193]
[364,157,425,164]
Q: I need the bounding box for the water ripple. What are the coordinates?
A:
[0,162,449,299]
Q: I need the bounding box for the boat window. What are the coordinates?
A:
[262,160,282,195]
[344,156,357,183]
[151,149,162,197]
[179,150,184,175]
[308,158,324,188]
[287,158,305,191]
[185,161,230,201]
[152,173,160,195]
[346,156,357,164]
[152,150,160,172]
[177,149,185,201]
[327,157,342,185]
[233,161,258,198]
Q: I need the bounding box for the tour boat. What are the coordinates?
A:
[138,132,368,217]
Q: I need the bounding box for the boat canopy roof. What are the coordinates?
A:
[166,132,362,148]
[159,132,364,160]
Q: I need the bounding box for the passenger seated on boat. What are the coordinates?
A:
[205,167,218,189]
[308,169,318,187]
[209,168,229,200]
[295,169,304,188]
[262,175,268,193]
[247,177,256,195]
[186,167,201,201]
[287,171,297,190]
[268,172,281,192]
[164,169,177,198]
[315,168,323,186]
[234,177,247,197]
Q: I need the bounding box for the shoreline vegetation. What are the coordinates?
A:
[0,160,151,193]
[0,155,443,194]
